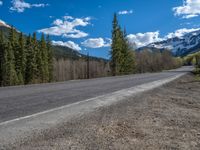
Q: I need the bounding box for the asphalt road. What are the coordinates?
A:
[0,66,192,123]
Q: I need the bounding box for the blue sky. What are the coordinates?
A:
[0,0,200,58]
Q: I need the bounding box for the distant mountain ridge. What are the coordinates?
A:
[138,30,200,57]
[0,20,108,62]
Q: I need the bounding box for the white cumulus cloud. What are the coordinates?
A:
[173,0,200,19]
[52,40,82,51]
[165,28,200,38]
[118,10,133,15]
[63,16,74,20]
[10,0,49,13]
[127,31,162,48]
[81,38,111,48]
[127,28,200,48]
[38,16,91,38]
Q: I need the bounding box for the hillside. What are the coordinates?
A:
[0,23,108,62]
[53,45,108,62]
[0,23,12,38]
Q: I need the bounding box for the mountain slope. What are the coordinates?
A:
[0,21,12,38]
[53,45,108,62]
[0,20,11,29]
[138,30,200,57]
[0,21,107,62]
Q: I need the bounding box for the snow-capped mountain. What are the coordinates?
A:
[139,30,200,57]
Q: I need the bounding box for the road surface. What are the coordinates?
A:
[0,66,192,124]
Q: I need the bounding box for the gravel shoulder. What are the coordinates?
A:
[5,73,200,150]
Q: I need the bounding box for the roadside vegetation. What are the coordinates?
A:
[183,51,200,78]
[135,50,182,73]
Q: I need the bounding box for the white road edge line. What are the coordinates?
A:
[0,73,185,127]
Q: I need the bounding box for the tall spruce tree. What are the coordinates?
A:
[9,27,19,71]
[111,13,123,75]
[4,27,19,85]
[46,35,53,82]
[111,14,136,75]
[0,30,5,85]
[117,27,125,75]
[33,32,42,82]
[124,50,136,74]
[40,34,49,82]
[110,13,117,75]
[121,28,136,74]
[16,32,26,84]
[8,27,17,47]
[2,41,19,86]
[25,34,36,84]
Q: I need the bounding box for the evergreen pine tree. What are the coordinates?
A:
[111,13,123,75]
[119,28,125,75]
[121,28,136,74]
[40,34,49,82]
[25,34,36,84]
[4,27,19,85]
[16,32,26,84]
[110,13,117,76]
[2,42,19,86]
[8,27,17,47]
[9,27,18,66]
[111,14,136,75]
[124,50,136,74]
[120,28,128,74]
[46,35,53,82]
[0,30,5,85]
[33,32,42,82]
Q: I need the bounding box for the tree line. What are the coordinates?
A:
[54,58,110,82]
[0,27,53,86]
[135,50,182,73]
[184,51,200,74]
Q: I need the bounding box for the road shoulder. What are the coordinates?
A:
[8,73,200,150]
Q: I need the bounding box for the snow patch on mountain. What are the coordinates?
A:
[146,29,200,56]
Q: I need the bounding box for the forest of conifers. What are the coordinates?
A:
[0,28,53,86]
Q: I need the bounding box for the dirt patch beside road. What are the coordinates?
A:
[7,74,200,150]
